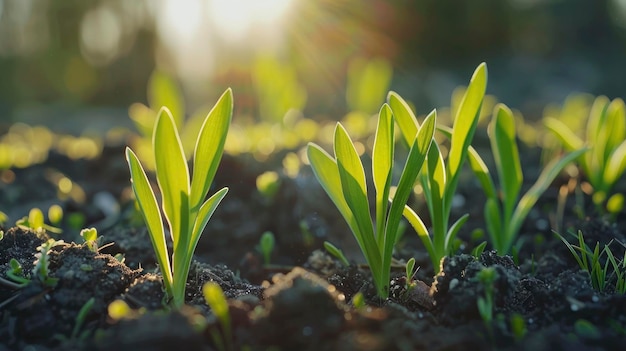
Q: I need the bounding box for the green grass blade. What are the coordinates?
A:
[383,111,435,276]
[387,91,419,149]
[491,104,522,221]
[373,104,394,247]
[448,63,487,179]
[307,143,360,237]
[508,148,587,250]
[189,187,228,254]
[153,107,191,246]
[425,141,446,251]
[467,146,497,199]
[604,139,626,187]
[403,205,436,268]
[445,214,469,253]
[605,99,626,156]
[543,117,585,151]
[438,125,497,199]
[484,198,503,253]
[190,89,233,212]
[334,124,380,278]
[125,147,173,293]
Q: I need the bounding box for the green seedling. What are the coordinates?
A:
[545,96,626,213]
[80,227,100,253]
[308,102,435,299]
[33,238,63,288]
[404,257,418,291]
[471,241,488,258]
[0,210,8,226]
[258,231,275,266]
[5,258,30,287]
[476,266,497,337]
[203,282,233,351]
[392,63,487,273]
[55,297,95,342]
[464,104,587,254]
[555,230,626,293]
[323,241,350,267]
[16,208,62,234]
[510,313,527,342]
[126,89,232,308]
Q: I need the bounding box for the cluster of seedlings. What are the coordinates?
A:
[1,62,625,350]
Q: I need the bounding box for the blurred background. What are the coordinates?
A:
[1,0,626,133]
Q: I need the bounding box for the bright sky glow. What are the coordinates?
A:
[207,0,293,42]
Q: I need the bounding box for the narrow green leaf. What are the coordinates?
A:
[190,89,233,212]
[334,124,380,279]
[403,205,435,265]
[384,111,435,259]
[484,198,502,253]
[148,71,184,129]
[153,107,191,247]
[448,63,487,178]
[373,104,394,246]
[387,91,419,149]
[491,104,522,221]
[604,139,626,187]
[467,146,497,200]
[446,214,469,252]
[189,187,229,255]
[543,118,585,151]
[334,123,375,242]
[307,143,360,238]
[508,148,588,250]
[125,147,173,292]
[605,99,626,156]
[424,142,446,249]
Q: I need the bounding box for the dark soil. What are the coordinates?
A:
[1,143,626,350]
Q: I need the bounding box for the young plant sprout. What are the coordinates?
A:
[466,104,587,254]
[126,89,232,308]
[308,103,435,299]
[203,282,233,351]
[259,231,275,266]
[545,96,626,213]
[392,63,487,273]
[323,241,350,267]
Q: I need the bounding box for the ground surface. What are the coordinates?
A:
[0,140,625,351]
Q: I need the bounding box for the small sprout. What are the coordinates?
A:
[0,230,3,241]
[80,264,93,272]
[48,204,63,225]
[404,257,418,290]
[6,258,30,286]
[256,171,281,199]
[126,89,232,308]
[16,207,62,234]
[323,241,350,267]
[71,297,95,340]
[510,313,527,342]
[351,291,365,309]
[33,238,64,287]
[471,241,488,258]
[203,282,232,351]
[476,267,498,337]
[259,231,275,266]
[80,227,99,252]
[114,253,126,264]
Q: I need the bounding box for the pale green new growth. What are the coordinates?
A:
[308,103,435,299]
[126,89,232,308]
[397,63,487,273]
[545,96,626,212]
[468,104,587,254]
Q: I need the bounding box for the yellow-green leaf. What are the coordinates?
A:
[190,89,233,212]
